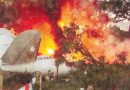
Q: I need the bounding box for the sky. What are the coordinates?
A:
[107,11,130,31]
[108,19,130,31]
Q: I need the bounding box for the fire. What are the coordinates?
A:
[58,0,108,30]
[47,48,55,55]
[58,0,110,63]
[33,22,58,55]
[58,1,73,29]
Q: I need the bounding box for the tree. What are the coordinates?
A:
[117,51,127,64]
[55,57,65,77]
[54,23,98,65]
[98,0,130,22]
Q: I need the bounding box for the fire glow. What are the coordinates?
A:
[33,22,58,55]
[1,0,130,63]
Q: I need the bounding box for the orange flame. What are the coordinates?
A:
[33,22,58,56]
[58,0,108,30]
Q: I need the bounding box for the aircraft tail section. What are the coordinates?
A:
[2,30,41,65]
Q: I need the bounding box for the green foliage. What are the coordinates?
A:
[55,57,64,66]
[43,64,130,90]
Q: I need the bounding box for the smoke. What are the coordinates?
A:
[83,29,130,63]
[41,0,67,42]
[0,0,67,43]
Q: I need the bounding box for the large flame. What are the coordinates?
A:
[33,22,58,55]
[58,0,109,30]
[8,0,59,56]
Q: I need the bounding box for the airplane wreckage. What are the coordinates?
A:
[0,28,73,89]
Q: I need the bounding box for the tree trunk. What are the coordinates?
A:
[79,43,97,64]
[0,71,3,90]
[56,66,59,78]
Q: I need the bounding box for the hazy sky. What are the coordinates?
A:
[107,11,130,31]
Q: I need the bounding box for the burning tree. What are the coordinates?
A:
[54,23,97,65]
